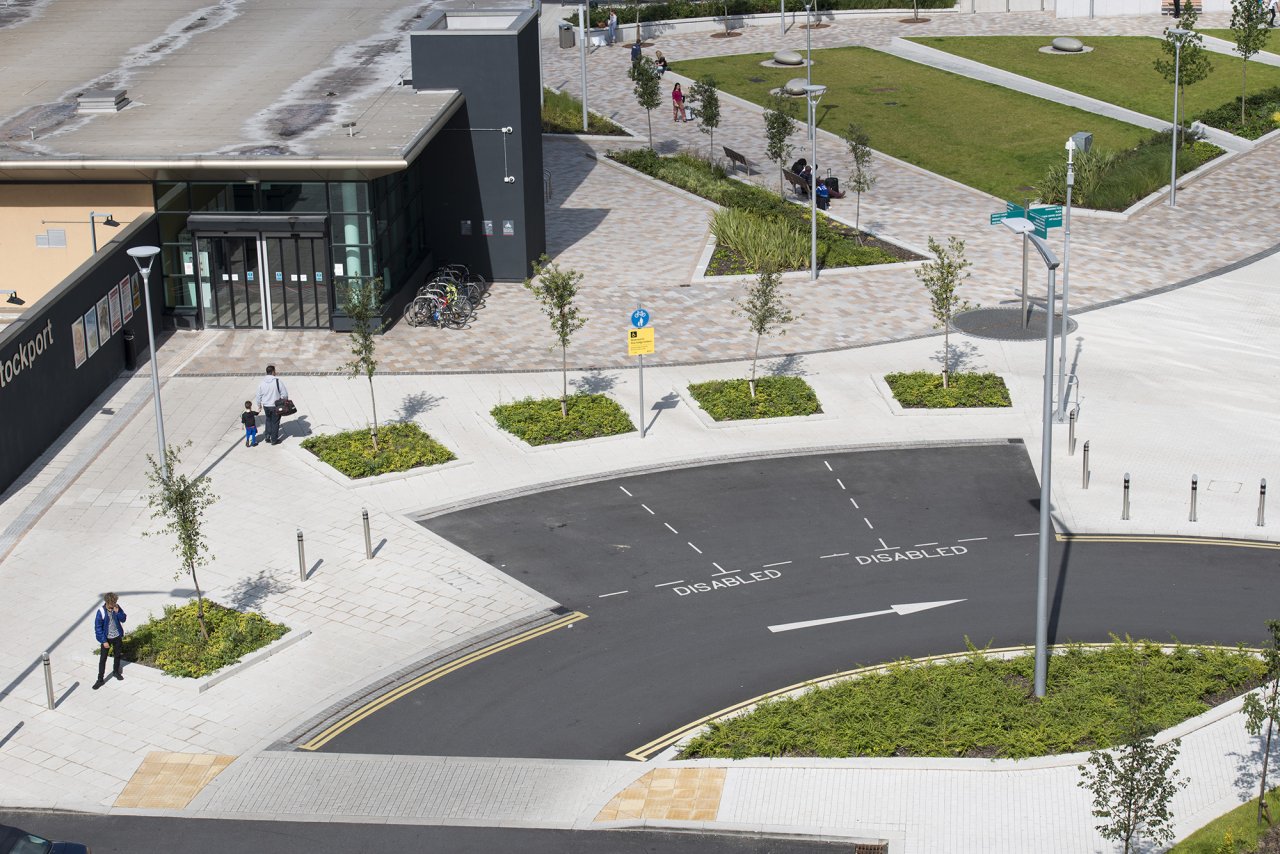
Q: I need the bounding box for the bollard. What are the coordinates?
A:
[1122,472,1130,520]
[1189,474,1198,523]
[42,652,54,710]
[362,508,373,560]
[1069,409,1077,456]
[297,529,307,581]
[1082,441,1090,489]
[1260,479,1268,527]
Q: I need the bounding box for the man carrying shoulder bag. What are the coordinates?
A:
[253,364,293,445]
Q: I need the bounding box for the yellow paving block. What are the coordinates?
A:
[594,767,726,822]
[114,752,236,809]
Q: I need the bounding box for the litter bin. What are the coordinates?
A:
[559,22,575,48]
[123,329,138,371]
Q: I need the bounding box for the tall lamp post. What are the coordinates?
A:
[1056,131,1090,422]
[89,211,119,253]
[1002,216,1035,328]
[578,3,589,132]
[127,246,168,477]
[1026,232,1061,699]
[804,83,826,281]
[1168,28,1191,208]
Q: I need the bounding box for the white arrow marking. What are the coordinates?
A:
[768,599,967,633]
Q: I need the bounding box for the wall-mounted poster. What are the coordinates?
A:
[71,317,87,368]
[460,219,472,236]
[96,296,111,343]
[482,220,494,236]
[502,220,514,237]
[131,273,142,310]
[84,307,100,356]
[121,282,134,324]
[108,285,123,335]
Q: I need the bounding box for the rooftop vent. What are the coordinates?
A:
[77,89,130,114]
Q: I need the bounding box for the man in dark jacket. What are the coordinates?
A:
[93,592,127,689]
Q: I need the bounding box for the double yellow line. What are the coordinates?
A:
[299,611,587,751]
[1058,533,1280,550]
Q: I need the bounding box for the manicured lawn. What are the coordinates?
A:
[907,35,1280,123]
[1169,786,1280,853]
[670,47,1149,201]
[1201,27,1280,55]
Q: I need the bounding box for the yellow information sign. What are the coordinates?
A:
[628,327,655,356]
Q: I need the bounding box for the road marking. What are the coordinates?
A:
[836,478,846,490]
[768,599,967,633]
[1057,533,1280,550]
[875,538,901,551]
[1015,532,1038,537]
[664,522,679,534]
[762,561,792,568]
[654,580,685,587]
[299,611,587,751]
[711,562,739,575]
[958,537,988,543]
[598,590,628,598]
[688,542,702,554]
[863,517,874,530]
[640,504,655,515]
[849,498,860,509]
[824,460,832,471]
[618,486,632,497]
[914,542,938,548]
[819,552,850,559]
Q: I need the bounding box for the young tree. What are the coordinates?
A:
[763,94,799,198]
[1230,0,1269,127]
[842,123,877,239]
[1154,4,1212,126]
[525,255,586,417]
[915,236,972,389]
[1243,620,1280,825]
[734,265,796,398]
[690,76,722,160]
[145,443,217,640]
[343,278,386,451]
[629,56,662,149]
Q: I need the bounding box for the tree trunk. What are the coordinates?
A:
[779,165,785,198]
[190,561,210,641]
[1242,60,1248,127]
[368,375,379,452]
[749,334,761,398]
[855,191,862,238]
[710,127,714,160]
[942,325,950,388]
[1259,684,1277,823]
[561,344,569,417]
[647,110,653,150]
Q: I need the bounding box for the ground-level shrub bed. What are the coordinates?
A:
[678,639,1268,760]
[492,393,635,445]
[117,600,290,679]
[543,87,627,136]
[687,376,822,420]
[581,0,952,27]
[885,371,1011,408]
[301,422,456,479]
[1169,787,1280,853]
[1193,84,1280,140]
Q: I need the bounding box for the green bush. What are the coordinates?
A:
[577,0,952,27]
[115,600,290,678]
[687,376,822,420]
[543,87,627,136]
[885,371,1011,408]
[492,393,635,445]
[301,421,456,479]
[1193,84,1280,139]
[679,639,1268,760]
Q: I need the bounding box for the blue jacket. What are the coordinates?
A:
[94,605,127,644]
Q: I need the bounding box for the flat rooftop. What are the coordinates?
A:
[0,0,468,181]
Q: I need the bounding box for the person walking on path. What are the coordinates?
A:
[607,10,618,45]
[671,82,685,122]
[253,365,290,445]
[93,593,127,689]
[241,401,258,448]
[630,39,642,65]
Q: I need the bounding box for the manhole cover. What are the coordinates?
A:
[951,306,1078,341]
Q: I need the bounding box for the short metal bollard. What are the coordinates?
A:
[1260,479,1268,527]
[1082,441,1090,489]
[1189,474,1198,523]
[1069,409,1077,456]
[42,652,54,710]
[297,529,307,581]
[1122,472,1130,520]
[362,508,373,560]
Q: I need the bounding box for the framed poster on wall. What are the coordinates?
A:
[84,308,100,356]
[131,273,142,310]
[71,317,87,368]
[96,296,111,343]
[108,285,123,335]
[121,283,134,324]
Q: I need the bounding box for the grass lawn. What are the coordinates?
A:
[543,87,628,136]
[907,35,1280,123]
[670,46,1149,201]
[1201,27,1280,55]
[1170,786,1280,853]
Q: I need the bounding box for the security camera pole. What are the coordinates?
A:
[1057,131,1090,422]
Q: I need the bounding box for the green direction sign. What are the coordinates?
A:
[1029,205,1063,229]
[990,212,1007,225]
[1006,202,1026,217]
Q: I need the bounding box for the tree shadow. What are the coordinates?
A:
[767,353,810,377]
[225,569,291,612]
[570,369,619,395]
[930,339,984,375]
[394,391,443,422]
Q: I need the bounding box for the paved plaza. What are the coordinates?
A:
[2,7,1279,853]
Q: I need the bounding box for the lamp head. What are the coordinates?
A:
[103,216,120,228]
[0,289,21,305]
[127,245,161,275]
[1169,27,1191,37]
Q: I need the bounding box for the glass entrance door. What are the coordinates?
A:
[265,237,329,329]
[202,236,264,328]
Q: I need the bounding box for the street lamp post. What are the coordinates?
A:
[1168,29,1191,208]
[1002,216,1034,328]
[127,246,168,477]
[1026,233,1061,699]
[88,211,119,253]
[578,3,589,132]
[1056,131,1091,422]
[804,83,826,281]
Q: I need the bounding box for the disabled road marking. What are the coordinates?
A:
[958,537,988,542]
[762,560,792,568]
[768,599,967,633]
[654,580,685,587]
[819,552,850,559]
[598,590,629,598]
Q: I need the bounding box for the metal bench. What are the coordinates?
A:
[722,145,752,176]
[783,168,809,198]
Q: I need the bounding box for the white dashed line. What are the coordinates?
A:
[958,537,988,543]
[914,542,939,548]
[836,478,846,490]
[688,542,703,554]
[863,517,875,530]
[1015,532,1038,537]
[819,552,850,559]
[849,498,860,510]
[654,580,685,587]
[664,522,679,534]
[598,590,628,598]
[762,561,793,568]
[640,504,655,515]
[712,563,739,575]
[824,460,832,471]
[618,486,633,497]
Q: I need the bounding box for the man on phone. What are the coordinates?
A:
[93,592,127,689]
[253,364,290,445]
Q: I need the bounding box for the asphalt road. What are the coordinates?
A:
[0,812,853,854]
[321,443,1278,760]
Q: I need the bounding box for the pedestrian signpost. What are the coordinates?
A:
[990,203,1064,327]
[1028,205,1063,239]
[630,309,654,437]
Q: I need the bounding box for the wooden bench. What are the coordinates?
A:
[722,145,752,176]
[783,168,809,198]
